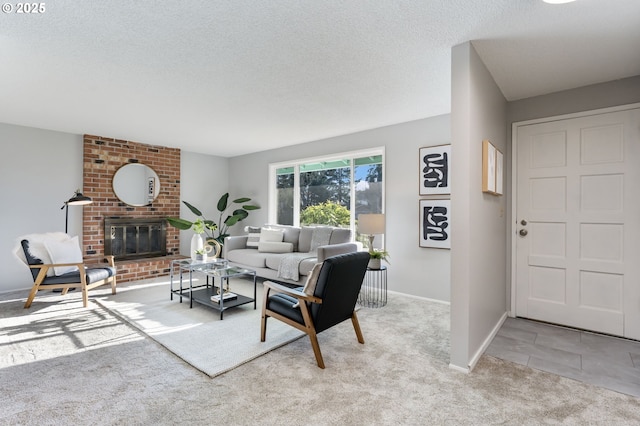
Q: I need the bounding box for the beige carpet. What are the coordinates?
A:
[2,277,640,425]
[93,277,304,377]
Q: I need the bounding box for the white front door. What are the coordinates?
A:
[515,107,640,339]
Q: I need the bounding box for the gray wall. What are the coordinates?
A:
[177,151,230,255]
[0,124,84,292]
[228,115,453,301]
[450,42,508,370]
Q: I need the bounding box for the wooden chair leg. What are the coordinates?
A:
[61,288,69,296]
[24,285,39,308]
[308,331,325,369]
[351,311,365,344]
[81,275,89,308]
[260,285,271,342]
[110,277,117,295]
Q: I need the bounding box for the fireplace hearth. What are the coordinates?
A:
[104,217,167,261]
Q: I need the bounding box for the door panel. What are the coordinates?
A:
[515,107,640,339]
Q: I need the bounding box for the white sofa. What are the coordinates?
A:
[223,225,357,286]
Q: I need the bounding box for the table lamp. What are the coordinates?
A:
[358,213,385,251]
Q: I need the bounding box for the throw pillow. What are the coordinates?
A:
[257,241,293,253]
[292,262,323,308]
[246,231,260,248]
[44,236,83,276]
[19,232,72,277]
[260,228,284,243]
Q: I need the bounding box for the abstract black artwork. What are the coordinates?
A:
[419,144,451,195]
[419,199,451,249]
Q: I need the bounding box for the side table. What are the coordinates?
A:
[358,266,387,308]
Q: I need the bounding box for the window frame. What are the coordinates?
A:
[268,147,386,235]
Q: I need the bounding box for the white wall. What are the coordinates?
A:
[0,123,84,292]
[228,115,452,301]
[450,42,508,370]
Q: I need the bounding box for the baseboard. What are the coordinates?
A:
[468,311,508,372]
[387,290,450,305]
[448,363,470,374]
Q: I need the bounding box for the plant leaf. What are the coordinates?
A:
[217,193,229,212]
[183,201,202,217]
[232,197,251,203]
[224,215,240,227]
[232,209,249,219]
[242,205,260,210]
[167,217,193,230]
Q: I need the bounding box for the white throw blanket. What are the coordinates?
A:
[277,252,315,281]
[277,227,334,281]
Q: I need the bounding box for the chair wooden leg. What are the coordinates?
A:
[61,288,69,295]
[24,285,39,308]
[260,285,270,342]
[351,311,365,344]
[308,331,325,369]
[81,275,89,308]
[110,277,117,295]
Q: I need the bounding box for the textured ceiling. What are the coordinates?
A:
[1,0,639,157]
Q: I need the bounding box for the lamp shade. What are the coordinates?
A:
[358,213,385,235]
[67,191,93,205]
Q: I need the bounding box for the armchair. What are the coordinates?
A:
[17,233,117,308]
[260,251,370,368]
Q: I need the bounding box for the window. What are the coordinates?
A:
[269,148,385,237]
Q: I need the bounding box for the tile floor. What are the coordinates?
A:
[486,317,640,398]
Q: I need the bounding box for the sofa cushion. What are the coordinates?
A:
[264,253,287,270]
[329,228,351,244]
[298,226,315,253]
[258,241,293,253]
[226,248,268,268]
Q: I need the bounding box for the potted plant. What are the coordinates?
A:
[368,248,389,270]
[167,193,260,248]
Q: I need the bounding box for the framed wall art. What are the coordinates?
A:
[419,199,451,249]
[419,144,451,195]
[482,140,503,195]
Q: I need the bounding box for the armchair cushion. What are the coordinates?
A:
[18,232,71,278]
[44,236,83,276]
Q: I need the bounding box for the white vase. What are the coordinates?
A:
[368,258,381,269]
[191,233,204,262]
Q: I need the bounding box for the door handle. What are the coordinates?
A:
[519,229,528,237]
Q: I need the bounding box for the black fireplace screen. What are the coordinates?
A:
[104,218,167,260]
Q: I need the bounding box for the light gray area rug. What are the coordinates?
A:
[93,277,304,377]
[2,278,640,425]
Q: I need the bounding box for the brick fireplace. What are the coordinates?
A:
[82,135,183,282]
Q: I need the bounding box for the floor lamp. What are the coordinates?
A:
[358,213,385,251]
[61,190,93,233]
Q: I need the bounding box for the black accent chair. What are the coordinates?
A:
[21,239,117,308]
[261,251,370,368]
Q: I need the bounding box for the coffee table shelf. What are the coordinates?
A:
[170,258,257,320]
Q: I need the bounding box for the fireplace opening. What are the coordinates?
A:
[104,217,167,261]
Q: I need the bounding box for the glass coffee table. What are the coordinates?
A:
[170,258,257,320]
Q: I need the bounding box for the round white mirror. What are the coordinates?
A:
[112,163,161,206]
